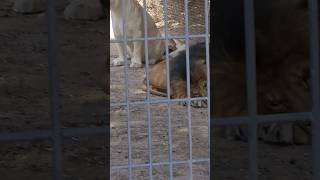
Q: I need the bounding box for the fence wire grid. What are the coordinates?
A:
[110,0,210,179]
[0,0,319,180]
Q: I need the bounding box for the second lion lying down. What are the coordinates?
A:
[142,42,208,107]
[142,41,311,144]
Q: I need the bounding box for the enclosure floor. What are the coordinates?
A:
[0,0,313,178]
[0,0,108,179]
[110,40,311,179]
[110,43,210,179]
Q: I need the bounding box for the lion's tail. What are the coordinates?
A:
[142,79,168,97]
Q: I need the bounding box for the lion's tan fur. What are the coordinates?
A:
[110,0,164,68]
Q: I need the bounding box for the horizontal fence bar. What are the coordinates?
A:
[256,112,311,123]
[110,97,208,107]
[0,113,301,142]
[0,130,51,141]
[111,158,209,170]
[61,127,108,137]
[110,34,209,43]
[213,112,312,126]
[0,127,108,141]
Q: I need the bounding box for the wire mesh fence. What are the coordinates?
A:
[0,0,319,179]
[0,0,108,179]
[110,0,210,179]
[210,0,320,180]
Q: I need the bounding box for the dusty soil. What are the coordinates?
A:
[0,0,108,179]
[109,1,311,179]
[0,0,313,180]
[109,42,312,180]
[109,42,210,179]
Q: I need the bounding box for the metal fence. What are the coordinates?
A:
[0,0,319,179]
[110,0,210,179]
[210,0,320,180]
[0,0,108,180]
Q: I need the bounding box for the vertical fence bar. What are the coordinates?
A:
[308,0,320,180]
[161,0,173,179]
[243,0,258,179]
[120,0,132,179]
[46,0,62,179]
[105,1,110,178]
[183,0,193,179]
[204,0,211,178]
[209,0,214,178]
[141,0,153,179]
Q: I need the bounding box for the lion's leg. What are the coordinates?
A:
[111,42,126,66]
[130,41,144,68]
[171,79,187,106]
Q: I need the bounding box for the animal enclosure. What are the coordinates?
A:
[110,0,320,180]
[0,0,319,179]
[110,0,210,179]
[0,0,107,179]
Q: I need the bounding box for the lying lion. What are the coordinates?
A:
[142,42,208,107]
[142,41,311,144]
[210,57,311,145]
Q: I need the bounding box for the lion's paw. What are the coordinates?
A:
[111,58,125,67]
[130,61,143,68]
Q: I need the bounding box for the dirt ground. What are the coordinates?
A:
[109,43,312,180]
[109,1,312,179]
[0,0,108,179]
[0,0,313,180]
